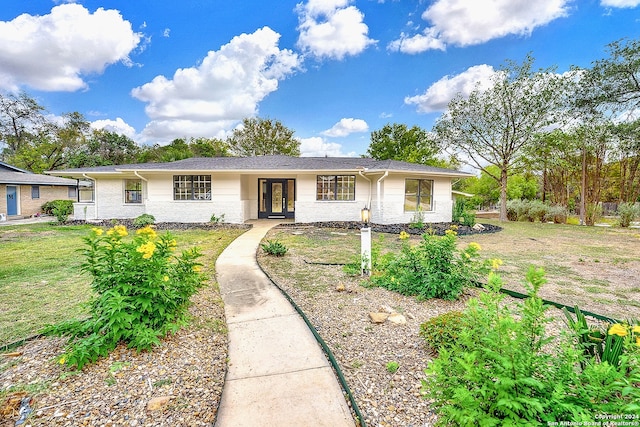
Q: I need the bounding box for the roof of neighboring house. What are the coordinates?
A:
[47,155,473,178]
[0,161,78,186]
[0,171,77,186]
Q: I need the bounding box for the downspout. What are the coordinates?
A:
[376,171,389,212]
[133,171,148,182]
[82,174,96,219]
[357,169,372,209]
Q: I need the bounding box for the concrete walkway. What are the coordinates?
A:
[214,220,355,427]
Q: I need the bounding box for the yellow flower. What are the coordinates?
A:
[163,275,169,282]
[468,242,481,251]
[464,253,471,259]
[136,226,157,239]
[192,265,202,273]
[168,239,177,251]
[608,323,628,337]
[113,225,128,237]
[445,229,457,236]
[91,227,104,236]
[106,229,114,236]
[399,231,410,240]
[136,241,156,259]
[59,357,66,365]
[491,258,503,270]
[633,325,640,334]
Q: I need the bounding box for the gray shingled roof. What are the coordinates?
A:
[0,171,77,186]
[48,155,472,177]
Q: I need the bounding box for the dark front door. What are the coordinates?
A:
[259,179,295,219]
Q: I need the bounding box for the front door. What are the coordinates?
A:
[259,179,295,219]
[6,185,17,216]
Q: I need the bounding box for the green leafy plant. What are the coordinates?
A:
[423,268,640,425]
[41,199,73,216]
[260,239,288,256]
[386,361,399,374]
[618,202,640,227]
[133,213,155,227]
[419,311,465,353]
[369,229,487,300]
[408,206,425,229]
[43,225,205,369]
[210,212,225,223]
[544,204,568,224]
[452,199,476,226]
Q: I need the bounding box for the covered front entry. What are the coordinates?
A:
[258,178,295,219]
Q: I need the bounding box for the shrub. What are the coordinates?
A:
[423,268,640,425]
[544,204,568,224]
[133,213,155,228]
[585,202,603,226]
[43,225,205,369]
[419,311,465,352]
[260,239,288,256]
[618,202,640,227]
[526,199,548,222]
[452,199,476,226]
[506,199,527,221]
[42,199,73,221]
[369,229,488,300]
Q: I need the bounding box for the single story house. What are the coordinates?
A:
[47,155,472,224]
[0,161,78,220]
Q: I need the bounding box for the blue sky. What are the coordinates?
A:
[1,0,639,157]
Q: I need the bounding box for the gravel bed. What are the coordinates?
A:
[1,282,227,427]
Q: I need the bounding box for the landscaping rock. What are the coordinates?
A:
[336,283,346,292]
[369,312,389,323]
[147,396,171,411]
[387,313,407,325]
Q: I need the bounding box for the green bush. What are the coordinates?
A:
[133,213,155,227]
[544,204,568,224]
[369,229,488,300]
[423,268,640,425]
[43,225,205,369]
[42,199,73,219]
[526,199,548,222]
[452,199,476,226]
[260,239,288,256]
[617,202,640,227]
[419,311,465,352]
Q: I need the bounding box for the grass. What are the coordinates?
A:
[0,223,244,347]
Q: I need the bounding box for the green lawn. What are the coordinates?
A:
[0,223,244,346]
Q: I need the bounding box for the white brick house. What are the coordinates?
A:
[47,156,472,224]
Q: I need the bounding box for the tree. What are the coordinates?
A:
[188,137,230,157]
[366,123,450,167]
[68,129,140,168]
[579,37,640,114]
[0,91,47,159]
[227,117,300,157]
[434,55,568,221]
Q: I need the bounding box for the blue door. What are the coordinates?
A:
[6,185,17,215]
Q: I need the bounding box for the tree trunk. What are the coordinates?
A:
[580,146,587,226]
[499,167,508,222]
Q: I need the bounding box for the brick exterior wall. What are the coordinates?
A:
[1,184,75,218]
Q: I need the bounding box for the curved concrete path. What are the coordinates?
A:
[214,220,355,427]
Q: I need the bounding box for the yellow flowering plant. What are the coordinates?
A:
[43,224,205,369]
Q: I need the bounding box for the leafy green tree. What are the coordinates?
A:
[227,117,300,157]
[68,129,140,168]
[188,137,230,157]
[434,55,568,221]
[0,91,47,160]
[366,123,450,167]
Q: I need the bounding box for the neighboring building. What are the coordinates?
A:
[47,155,472,224]
[0,161,78,220]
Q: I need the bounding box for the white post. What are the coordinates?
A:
[361,226,371,276]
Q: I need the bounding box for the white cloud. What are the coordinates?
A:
[90,117,138,139]
[296,0,376,60]
[405,64,497,113]
[321,118,369,137]
[601,0,640,6]
[131,26,301,142]
[388,0,570,53]
[0,4,142,91]
[299,136,356,157]
[163,28,171,37]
